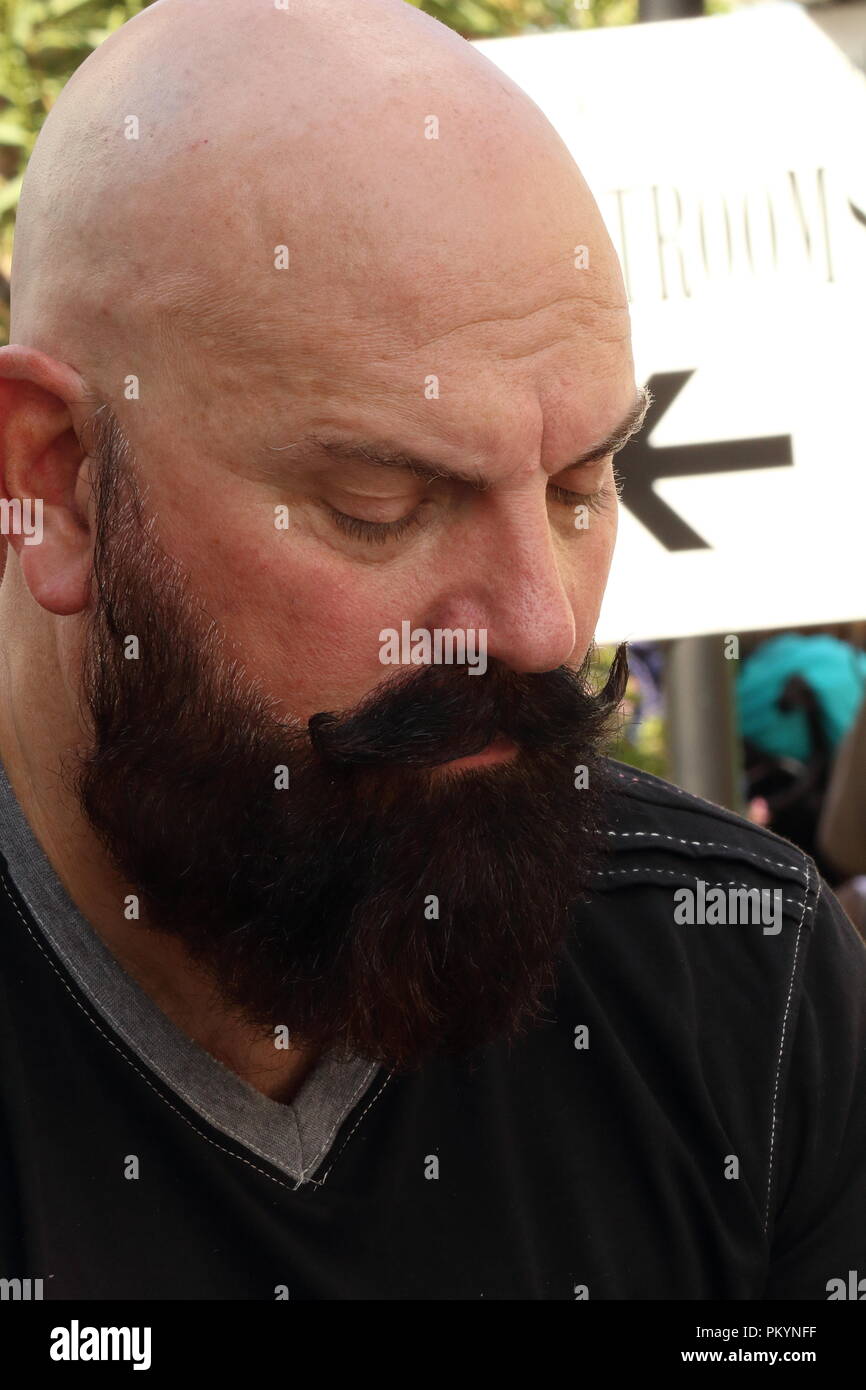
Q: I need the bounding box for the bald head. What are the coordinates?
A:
[11,0,627,425]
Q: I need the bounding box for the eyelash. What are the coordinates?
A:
[327,506,428,545]
[327,479,615,545]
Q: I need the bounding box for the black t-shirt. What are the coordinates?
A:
[1,759,864,1300]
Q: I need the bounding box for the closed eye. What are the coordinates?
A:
[324,503,427,544]
[324,466,621,544]
[548,464,623,512]
[547,484,607,511]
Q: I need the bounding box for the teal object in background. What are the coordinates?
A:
[736,634,866,764]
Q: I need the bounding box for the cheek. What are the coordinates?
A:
[171,510,424,722]
[56,615,91,711]
[593,498,618,585]
[139,471,396,720]
[562,505,617,647]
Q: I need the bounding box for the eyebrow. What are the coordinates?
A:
[265,385,652,489]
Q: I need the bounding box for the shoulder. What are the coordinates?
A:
[585,762,866,1273]
[581,760,857,1124]
[597,757,817,905]
[588,760,866,1123]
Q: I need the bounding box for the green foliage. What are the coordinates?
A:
[592,643,669,778]
[409,0,637,38]
[0,0,153,336]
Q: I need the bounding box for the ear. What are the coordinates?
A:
[0,345,97,616]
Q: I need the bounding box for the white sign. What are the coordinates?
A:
[475,3,866,641]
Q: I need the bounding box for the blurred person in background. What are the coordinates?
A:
[819,692,866,941]
[737,632,866,883]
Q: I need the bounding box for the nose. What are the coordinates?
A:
[430,503,579,675]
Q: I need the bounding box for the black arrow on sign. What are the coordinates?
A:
[616,370,793,551]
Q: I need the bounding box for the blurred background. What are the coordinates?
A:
[2,0,866,926]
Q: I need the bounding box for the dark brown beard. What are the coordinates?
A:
[70,417,627,1073]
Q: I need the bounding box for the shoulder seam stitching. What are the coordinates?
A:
[608,767,813,852]
[763,857,814,1235]
[603,830,807,879]
[593,865,803,907]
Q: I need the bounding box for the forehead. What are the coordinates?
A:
[148,235,634,485]
[156,231,629,359]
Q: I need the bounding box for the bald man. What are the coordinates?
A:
[0,0,863,1303]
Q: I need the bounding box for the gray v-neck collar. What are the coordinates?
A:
[0,757,381,1186]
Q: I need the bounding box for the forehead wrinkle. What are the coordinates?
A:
[148,273,301,371]
[406,286,627,358]
[261,386,648,492]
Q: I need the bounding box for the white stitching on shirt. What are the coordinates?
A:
[593,866,801,906]
[313,1073,394,1188]
[763,857,813,1236]
[603,830,807,879]
[298,1066,392,1183]
[0,868,322,1194]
